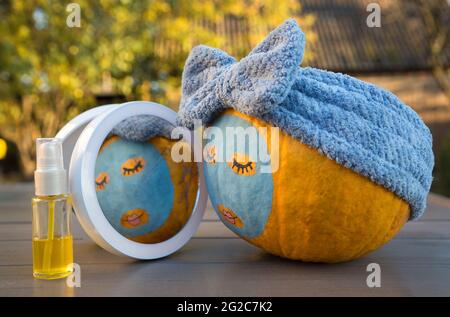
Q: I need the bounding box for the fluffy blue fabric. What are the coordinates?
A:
[112,115,173,141]
[177,19,434,220]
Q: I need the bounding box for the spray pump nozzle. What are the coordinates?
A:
[34,138,68,196]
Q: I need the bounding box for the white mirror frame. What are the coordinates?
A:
[56,104,118,170]
[61,101,207,259]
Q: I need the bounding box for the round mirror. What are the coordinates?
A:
[56,101,207,259]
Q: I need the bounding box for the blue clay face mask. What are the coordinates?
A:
[95,136,174,239]
[204,114,274,239]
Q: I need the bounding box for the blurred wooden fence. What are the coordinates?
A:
[152,16,271,60]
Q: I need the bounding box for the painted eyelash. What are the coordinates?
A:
[95,172,110,191]
[231,159,254,174]
[95,176,108,187]
[122,160,144,175]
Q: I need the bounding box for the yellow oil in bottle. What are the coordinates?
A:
[32,195,74,280]
[32,236,73,279]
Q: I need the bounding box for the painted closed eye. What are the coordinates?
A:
[121,157,146,176]
[95,172,110,191]
[205,145,217,165]
[227,153,256,176]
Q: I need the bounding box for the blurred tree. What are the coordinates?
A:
[410,0,449,101]
[0,0,314,178]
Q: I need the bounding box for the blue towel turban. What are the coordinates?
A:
[177,18,434,220]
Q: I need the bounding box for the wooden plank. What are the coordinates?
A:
[0,199,219,223]
[1,217,450,242]
[1,263,444,297]
[1,238,450,296]
[1,182,450,297]
[0,220,231,241]
[0,183,33,223]
[420,193,450,221]
[399,221,450,239]
[0,220,88,241]
[1,183,449,223]
[2,193,450,225]
[1,234,450,267]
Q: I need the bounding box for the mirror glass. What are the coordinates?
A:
[94,115,198,244]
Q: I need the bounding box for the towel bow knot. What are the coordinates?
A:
[178,19,305,127]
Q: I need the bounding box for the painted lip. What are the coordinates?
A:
[120,208,149,229]
[217,204,243,228]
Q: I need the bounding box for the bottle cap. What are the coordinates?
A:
[34,138,68,196]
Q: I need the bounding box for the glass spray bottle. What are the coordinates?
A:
[32,138,73,279]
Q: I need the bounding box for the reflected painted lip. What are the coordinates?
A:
[120,208,149,229]
[217,204,243,228]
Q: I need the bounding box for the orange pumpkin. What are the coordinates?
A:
[204,109,409,262]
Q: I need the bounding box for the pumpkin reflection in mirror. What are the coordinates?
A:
[95,135,198,244]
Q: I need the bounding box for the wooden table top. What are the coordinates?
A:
[1,183,449,296]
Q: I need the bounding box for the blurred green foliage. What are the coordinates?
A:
[0,0,314,178]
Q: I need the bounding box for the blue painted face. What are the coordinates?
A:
[204,114,274,238]
[95,137,174,239]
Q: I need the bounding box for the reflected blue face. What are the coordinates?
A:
[95,137,174,238]
[204,114,274,238]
